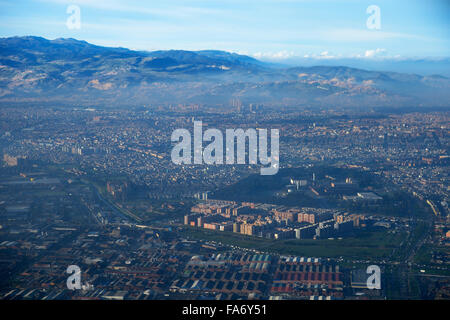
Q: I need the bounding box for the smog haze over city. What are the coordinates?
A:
[0,0,449,309]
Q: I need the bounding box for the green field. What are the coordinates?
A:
[180,226,407,260]
[210,165,432,218]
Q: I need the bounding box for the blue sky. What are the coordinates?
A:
[0,0,448,60]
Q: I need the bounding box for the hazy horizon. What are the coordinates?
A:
[3,34,450,77]
[1,0,449,60]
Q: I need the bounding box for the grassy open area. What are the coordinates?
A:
[413,244,450,276]
[415,244,434,265]
[211,165,432,218]
[180,226,407,260]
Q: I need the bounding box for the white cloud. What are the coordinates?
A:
[318,51,334,59]
[252,50,296,59]
[304,51,338,59]
[250,48,403,62]
[364,48,387,58]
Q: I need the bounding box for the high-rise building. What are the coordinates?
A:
[197,217,203,227]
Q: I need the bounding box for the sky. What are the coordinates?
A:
[0,0,449,61]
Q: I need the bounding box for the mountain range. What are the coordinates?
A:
[0,36,449,108]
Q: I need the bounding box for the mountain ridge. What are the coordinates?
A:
[0,36,449,108]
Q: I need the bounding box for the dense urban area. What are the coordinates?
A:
[0,104,448,300]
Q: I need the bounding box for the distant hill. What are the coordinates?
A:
[0,36,449,108]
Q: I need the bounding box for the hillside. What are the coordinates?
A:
[0,36,449,108]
